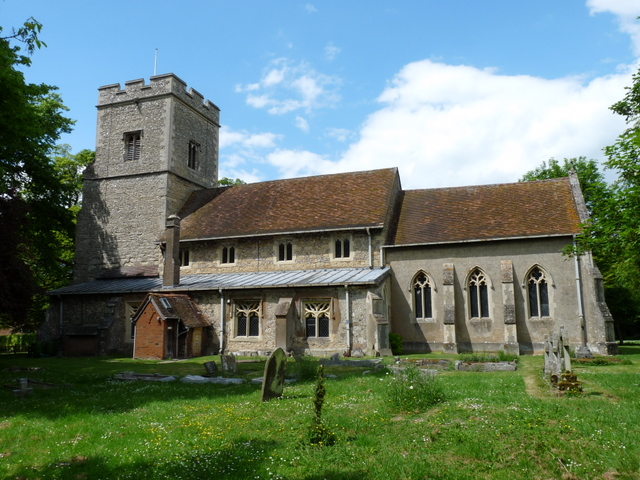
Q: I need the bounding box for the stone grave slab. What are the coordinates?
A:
[221,354,237,374]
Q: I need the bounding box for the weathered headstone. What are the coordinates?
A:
[261,347,287,401]
[203,361,218,375]
[220,354,237,374]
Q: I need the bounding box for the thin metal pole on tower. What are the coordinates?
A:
[154,49,158,76]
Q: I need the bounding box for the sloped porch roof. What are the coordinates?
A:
[49,267,391,296]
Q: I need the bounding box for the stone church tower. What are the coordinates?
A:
[74,74,220,282]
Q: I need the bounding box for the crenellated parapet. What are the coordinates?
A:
[97,73,220,125]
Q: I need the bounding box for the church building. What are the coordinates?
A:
[44,74,617,359]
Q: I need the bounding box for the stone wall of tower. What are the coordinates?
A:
[74,74,220,283]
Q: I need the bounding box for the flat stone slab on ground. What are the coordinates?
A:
[455,361,517,372]
[180,375,244,385]
[113,372,176,381]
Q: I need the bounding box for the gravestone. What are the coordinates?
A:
[261,347,287,401]
[203,361,218,375]
[220,354,237,374]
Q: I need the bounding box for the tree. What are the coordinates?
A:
[519,157,609,214]
[0,19,76,330]
[218,177,246,186]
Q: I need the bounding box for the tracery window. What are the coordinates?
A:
[528,267,550,317]
[124,131,141,161]
[304,300,330,338]
[413,272,433,319]
[235,301,260,337]
[469,268,489,318]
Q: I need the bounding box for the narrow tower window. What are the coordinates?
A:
[188,141,198,169]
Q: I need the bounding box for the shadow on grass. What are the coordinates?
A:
[618,344,640,356]
[9,438,279,480]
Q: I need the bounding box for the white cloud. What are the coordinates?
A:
[324,43,341,61]
[263,60,632,189]
[325,128,351,142]
[305,3,317,14]
[219,126,279,149]
[588,0,640,55]
[295,116,310,132]
[236,58,341,115]
[267,149,335,178]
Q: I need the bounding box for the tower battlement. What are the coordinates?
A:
[98,73,220,124]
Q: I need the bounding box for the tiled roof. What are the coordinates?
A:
[391,178,581,246]
[147,294,210,328]
[177,168,399,240]
[49,267,391,295]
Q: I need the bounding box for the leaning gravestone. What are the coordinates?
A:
[203,361,218,375]
[220,354,237,375]
[261,347,287,402]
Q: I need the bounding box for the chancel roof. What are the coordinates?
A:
[391,177,582,246]
[177,168,400,240]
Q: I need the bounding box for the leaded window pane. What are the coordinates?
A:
[306,316,316,337]
[343,239,350,257]
[528,281,539,317]
[424,284,432,318]
[480,284,489,318]
[286,242,293,260]
[222,246,228,264]
[249,313,259,336]
[540,283,550,317]
[414,285,423,318]
[278,243,285,261]
[237,313,247,336]
[470,286,479,318]
[318,314,329,337]
[229,246,235,264]
[335,239,342,258]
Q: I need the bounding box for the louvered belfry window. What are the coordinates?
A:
[124,132,141,161]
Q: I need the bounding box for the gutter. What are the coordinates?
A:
[160,225,385,244]
[381,232,577,250]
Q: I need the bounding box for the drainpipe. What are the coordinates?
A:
[345,285,351,353]
[379,245,385,268]
[219,288,225,354]
[366,227,372,269]
[573,237,591,356]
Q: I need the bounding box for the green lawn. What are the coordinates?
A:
[1,347,639,480]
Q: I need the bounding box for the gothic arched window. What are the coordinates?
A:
[468,268,489,318]
[528,267,550,317]
[413,272,432,319]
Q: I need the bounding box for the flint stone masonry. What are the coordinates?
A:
[75,74,219,283]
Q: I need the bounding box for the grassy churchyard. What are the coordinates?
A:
[1,346,639,480]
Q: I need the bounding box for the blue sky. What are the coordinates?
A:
[2,1,640,188]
